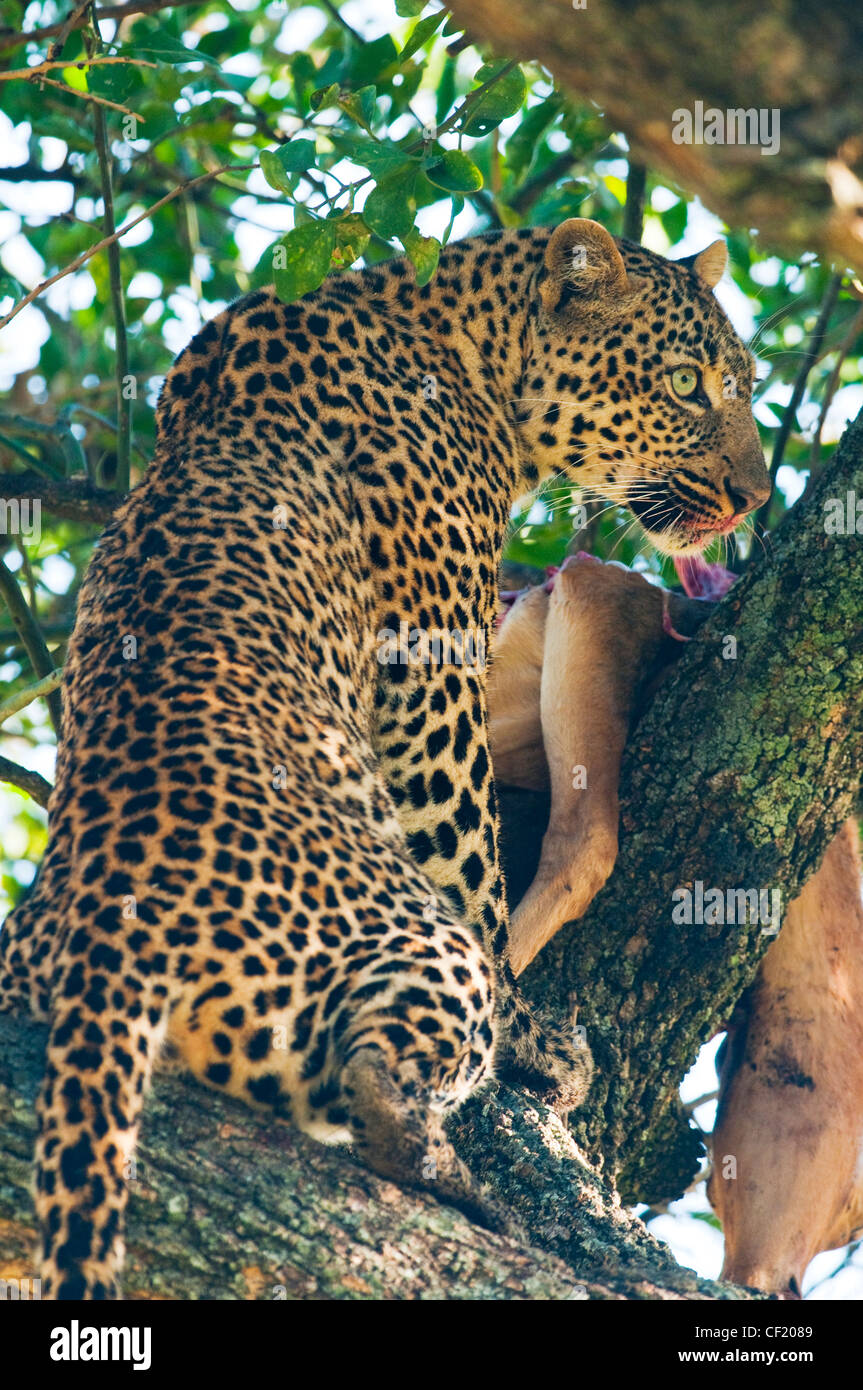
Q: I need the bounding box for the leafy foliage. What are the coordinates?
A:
[1,0,862,889]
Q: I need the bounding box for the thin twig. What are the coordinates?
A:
[0,0,202,55]
[802,1239,862,1296]
[0,669,63,726]
[92,98,132,490]
[0,410,86,474]
[321,0,362,43]
[623,161,647,243]
[47,0,93,61]
[0,557,63,735]
[0,55,157,79]
[0,162,256,331]
[510,150,575,215]
[0,620,74,648]
[0,159,80,182]
[754,271,843,536]
[0,755,52,807]
[807,304,863,475]
[70,405,149,463]
[0,470,123,522]
[18,544,36,609]
[17,72,144,119]
[683,1089,718,1114]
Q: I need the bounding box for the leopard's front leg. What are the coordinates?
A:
[374,652,592,1110]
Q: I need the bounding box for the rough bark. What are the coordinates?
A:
[500,408,863,1204]
[0,1013,755,1300]
[449,0,863,273]
[0,471,121,524]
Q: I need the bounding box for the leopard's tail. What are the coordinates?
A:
[35,938,172,1298]
[0,896,55,1020]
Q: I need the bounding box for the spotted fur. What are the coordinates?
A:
[0,218,768,1297]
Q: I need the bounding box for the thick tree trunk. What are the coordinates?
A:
[502,409,863,1204]
[0,1013,753,1300]
[449,0,863,273]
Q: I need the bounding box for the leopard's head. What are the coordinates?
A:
[520,218,770,556]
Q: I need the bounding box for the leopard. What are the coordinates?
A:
[0,216,770,1298]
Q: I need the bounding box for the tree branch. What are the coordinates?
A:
[623,161,647,242]
[0,756,52,807]
[0,163,257,332]
[92,95,132,490]
[0,470,122,522]
[0,670,63,726]
[754,271,843,535]
[499,406,863,1203]
[0,1013,757,1299]
[448,0,863,273]
[0,1,204,55]
[0,558,63,735]
[0,55,157,79]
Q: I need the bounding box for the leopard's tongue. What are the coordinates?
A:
[673,555,737,600]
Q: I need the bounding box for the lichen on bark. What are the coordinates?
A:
[508,409,863,1202]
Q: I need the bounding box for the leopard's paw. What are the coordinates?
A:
[498,1009,594,1114]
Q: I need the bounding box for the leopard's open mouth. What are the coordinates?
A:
[627,488,730,555]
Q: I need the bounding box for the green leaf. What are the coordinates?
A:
[277,138,317,174]
[659,198,688,245]
[401,227,440,286]
[435,55,457,126]
[338,85,377,134]
[329,132,416,177]
[310,83,340,112]
[334,214,371,267]
[87,58,144,103]
[506,94,564,180]
[123,32,194,65]
[390,62,423,110]
[462,62,526,136]
[348,35,398,87]
[400,10,446,62]
[361,164,419,240]
[291,51,317,112]
[692,1212,723,1230]
[495,201,522,228]
[272,222,336,303]
[395,0,427,16]
[260,150,292,195]
[258,139,317,194]
[424,149,483,194]
[561,105,609,157]
[214,70,255,95]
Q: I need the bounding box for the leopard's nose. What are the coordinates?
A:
[724,475,770,516]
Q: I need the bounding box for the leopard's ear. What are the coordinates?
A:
[540,218,629,314]
[682,239,728,288]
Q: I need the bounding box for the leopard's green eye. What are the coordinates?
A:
[670,366,699,398]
